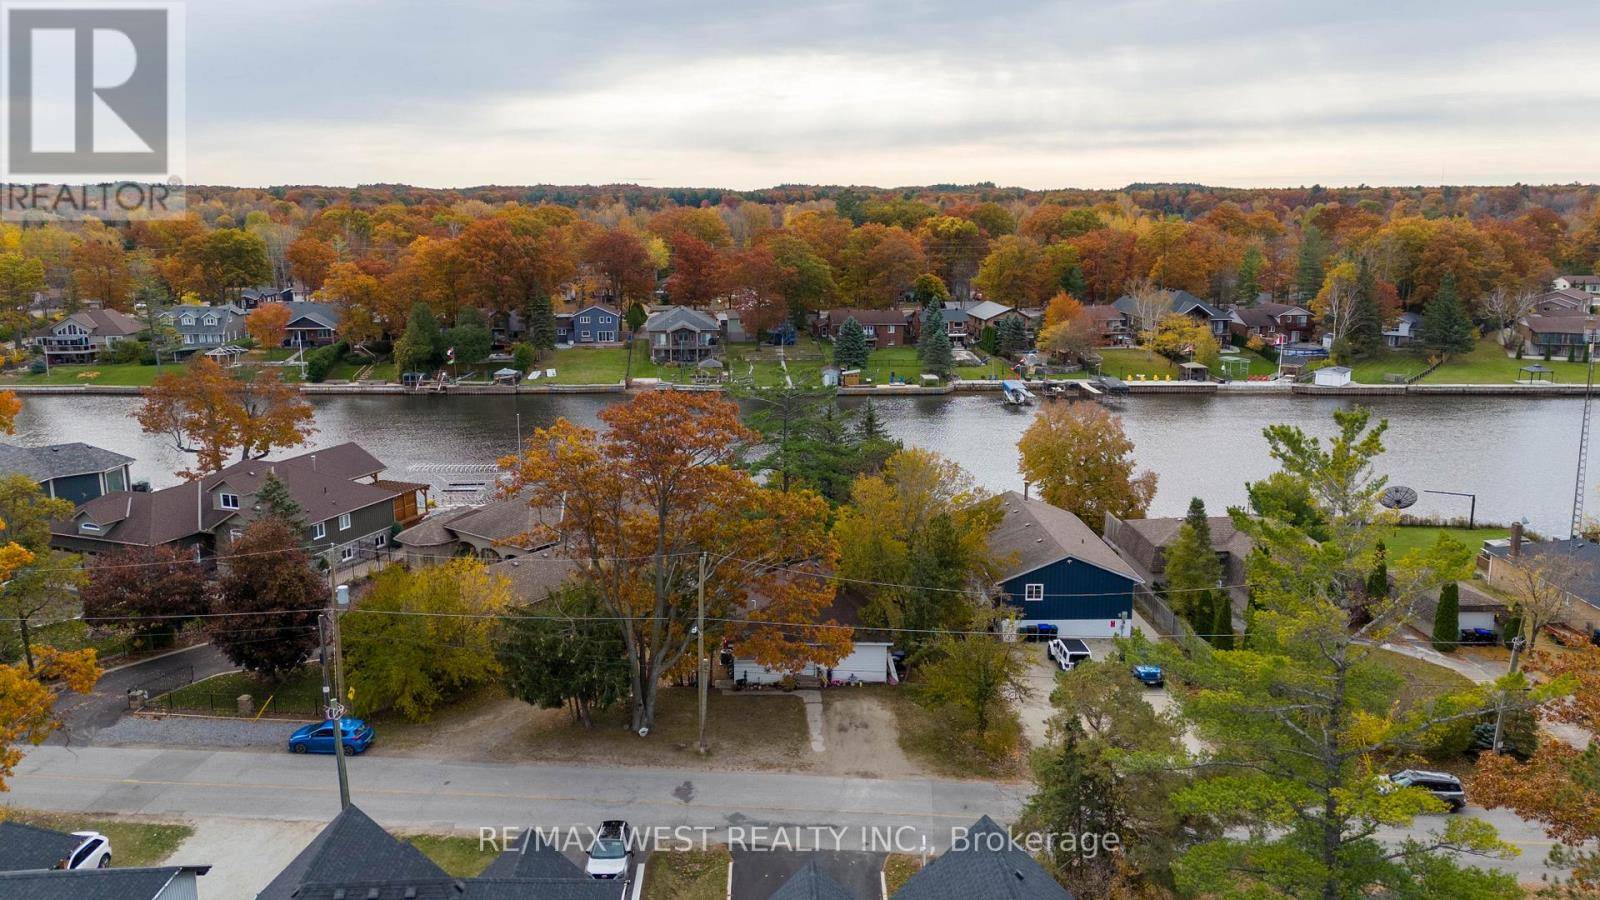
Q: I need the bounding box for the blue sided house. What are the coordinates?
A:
[989,490,1142,637]
[555,304,623,344]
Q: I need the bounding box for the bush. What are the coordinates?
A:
[512,343,537,373]
[101,340,145,364]
[303,341,348,382]
[29,359,46,375]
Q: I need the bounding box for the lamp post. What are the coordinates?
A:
[1422,489,1477,529]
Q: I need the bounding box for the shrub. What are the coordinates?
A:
[303,341,348,382]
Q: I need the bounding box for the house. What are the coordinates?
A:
[487,554,581,604]
[1416,579,1507,637]
[644,306,720,363]
[1102,512,1253,615]
[893,815,1074,899]
[716,310,749,342]
[1113,289,1231,338]
[236,286,299,309]
[0,866,212,899]
[1531,288,1592,315]
[1383,311,1423,348]
[0,442,134,504]
[395,494,562,562]
[815,308,916,347]
[1229,301,1314,346]
[555,304,623,345]
[1481,526,1600,635]
[730,592,897,686]
[963,299,1024,337]
[158,305,246,352]
[1552,274,1600,296]
[989,491,1142,637]
[257,805,617,900]
[1081,304,1132,347]
[770,859,855,900]
[922,302,971,345]
[35,309,145,364]
[51,443,428,571]
[279,302,342,347]
[1518,313,1596,357]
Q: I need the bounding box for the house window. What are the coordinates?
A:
[229,528,241,542]
[203,315,217,326]
[312,522,326,540]
[598,331,616,342]
[218,492,240,510]
[1024,583,1045,602]
[580,330,591,341]
[579,315,591,323]
[374,533,387,548]
[79,521,101,534]
[180,315,194,326]
[340,545,356,562]
[338,513,352,531]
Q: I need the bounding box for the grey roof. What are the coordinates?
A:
[1523,314,1595,336]
[461,878,625,899]
[0,442,131,483]
[488,555,580,603]
[963,300,1015,322]
[42,308,145,338]
[1483,538,1600,604]
[1113,289,1227,321]
[0,867,198,900]
[644,306,718,333]
[1531,289,1590,312]
[0,820,84,871]
[1231,302,1309,330]
[893,816,1073,899]
[256,806,447,900]
[770,859,855,900]
[159,305,244,335]
[281,301,342,329]
[989,491,1142,584]
[480,830,589,880]
[397,495,562,554]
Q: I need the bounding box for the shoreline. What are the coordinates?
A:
[3,379,1592,398]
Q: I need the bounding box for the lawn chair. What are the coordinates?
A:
[545,368,557,378]
[526,369,541,381]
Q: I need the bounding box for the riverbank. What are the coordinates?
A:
[6,378,1592,398]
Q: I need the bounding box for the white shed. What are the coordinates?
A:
[730,593,898,686]
[1313,365,1353,387]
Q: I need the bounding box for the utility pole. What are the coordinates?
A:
[1490,634,1526,755]
[318,570,351,808]
[697,551,708,755]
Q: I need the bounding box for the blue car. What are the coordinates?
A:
[1131,664,1164,688]
[288,717,375,755]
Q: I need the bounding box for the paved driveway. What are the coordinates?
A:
[731,849,885,899]
[50,643,233,744]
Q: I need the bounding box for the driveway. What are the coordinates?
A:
[731,849,885,899]
[50,643,233,744]
[164,816,326,899]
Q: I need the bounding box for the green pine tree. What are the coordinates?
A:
[997,317,1029,354]
[1294,226,1326,303]
[1365,540,1389,600]
[1236,245,1264,305]
[1163,497,1223,628]
[834,316,870,370]
[1419,274,1474,353]
[918,303,947,361]
[255,472,305,532]
[1346,257,1384,358]
[1432,581,1460,653]
[923,327,954,379]
[1210,590,1235,650]
[524,292,557,351]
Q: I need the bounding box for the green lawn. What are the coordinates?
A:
[1347,336,1593,385]
[542,347,631,384]
[2,810,193,867]
[644,847,730,900]
[1372,649,1475,712]
[403,834,499,877]
[6,361,174,386]
[161,667,324,717]
[1384,525,1509,560]
[1347,349,1432,384]
[1092,348,1181,380]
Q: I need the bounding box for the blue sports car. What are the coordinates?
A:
[1131,664,1165,687]
[288,717,375,755]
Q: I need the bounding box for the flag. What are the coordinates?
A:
[446,346,456,363]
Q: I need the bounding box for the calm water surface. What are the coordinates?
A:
[14,393,1588,537]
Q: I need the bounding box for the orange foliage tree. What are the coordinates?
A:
[136,357,315,478]
[1017,401,1156,531]
[500,391,845,732]
[247,302,293,348]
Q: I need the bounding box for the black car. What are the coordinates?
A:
[1384,769,1466,812]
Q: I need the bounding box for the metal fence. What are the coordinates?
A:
[139,688,324,719]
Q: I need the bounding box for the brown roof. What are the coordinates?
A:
[1082,305,1124,323]
[41,308,144,338]
[396,494,562,552]
[1523,314,1596,335]
[487,555,579,603]
[1118,515,1253,559]
[822,308,911,327]
[989,491,1142,583]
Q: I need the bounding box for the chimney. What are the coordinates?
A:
[1023,481,1031,500]
[1510,521,1523,559]
[310,453,317,471]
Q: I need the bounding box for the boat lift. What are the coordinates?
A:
[1000,380,1036,405]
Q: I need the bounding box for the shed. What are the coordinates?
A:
[821,365,841,387]
[1314,365,1353,387]
[1178,361,1210,382]
[840,368,862,387]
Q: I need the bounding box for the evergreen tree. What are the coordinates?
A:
[1210,590,1235,650]
[834,316,870,370]
[1060,263,1087,299]
[1236,246,1264,305]
[996,316,1029,354]
[857,399,889,444]
[1432,582,1460,653]
[918,303,946,363]
[524,292,558,351]
[443,307,493,364]
[1365,540,1389,600]
[255,472,304,531]
[923,327,954,379]
[1346,257,1384,358]
[495,585,629,728]
[1294,226,1326,303]
[624,301,647,334]
[395,303,444,373]
[1163,497,1222,629]
[1419,274,1474,353]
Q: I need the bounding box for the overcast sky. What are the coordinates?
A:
[183,0,1600,190]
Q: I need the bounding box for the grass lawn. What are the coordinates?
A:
[6,361,174,386]
[643,847,730,900]
[883,854,923,894]
[543,346,632,384]
[1420,337,1592,384]
[1,810,193,867]
[1347,349,1433,384]
[855,346,924,384]
[1384,525,1510,560]
[1371,649,1475,712]
[1092,348,1181,380]
[161,667,324,717]
[883,686,1025,780]
[403,833,499,877]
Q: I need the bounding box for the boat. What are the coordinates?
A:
[1000,380,1035,405]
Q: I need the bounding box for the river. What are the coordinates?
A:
[13,393,1588,537]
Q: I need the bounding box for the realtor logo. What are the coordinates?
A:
[1,2,183,218]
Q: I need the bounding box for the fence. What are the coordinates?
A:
[139,688,324,719]
[1132,584,1208,656]
[125,665,194,710]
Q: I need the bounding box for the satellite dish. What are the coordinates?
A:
[1380,486,1418,510]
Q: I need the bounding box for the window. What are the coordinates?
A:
[340,545,356,562]
[580,330,591,341]
[180,315,194,326]
[579,315,591,323]
[203,314,217,326]
[1024,583,1045,602]
[79,521,101,534]
[374,533,387,548]
[229,528,241,542]
[312,522,326,540]
[338,513,352,531]
[218,492,240,510]
[598,331,615,342]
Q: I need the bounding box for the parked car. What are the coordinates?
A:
[1131,663,1165,687]
[1047,638,1091,671]
[66,831,112,869]
[288,717,375,755]
[1457,628,1498,647]
[1017,623,1059,643]
[1382,769,1466,812]
[584,820,634,879]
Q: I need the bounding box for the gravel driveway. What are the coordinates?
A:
[92,714,306,750]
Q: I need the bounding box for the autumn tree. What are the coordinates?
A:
[833,316,869,370]
[0,253,45,320]
[1,647,99,792]
[584,228,656,303]
[919,216,986,299]
[909,273,950,309]
[286,235,338,292]
[211,517,323,681]
[0,476,78,671]
[500,391,845,732]
[137,357,315,477]
[69,228,133,309]
[247,302,293,348]
[1499,551,1585,651]
[837,224,925,306]
[496,584,630,728]
[1145,313,1221,370]
[973,235,1050,306]
[458,207,580,351]
[321,261,396,346]
[915,635,1030,758]
[342,559,508,722]
[664,234,727,306]
[172,228,272,302]
[81,545,210,647]
[1018,402,1156,531]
